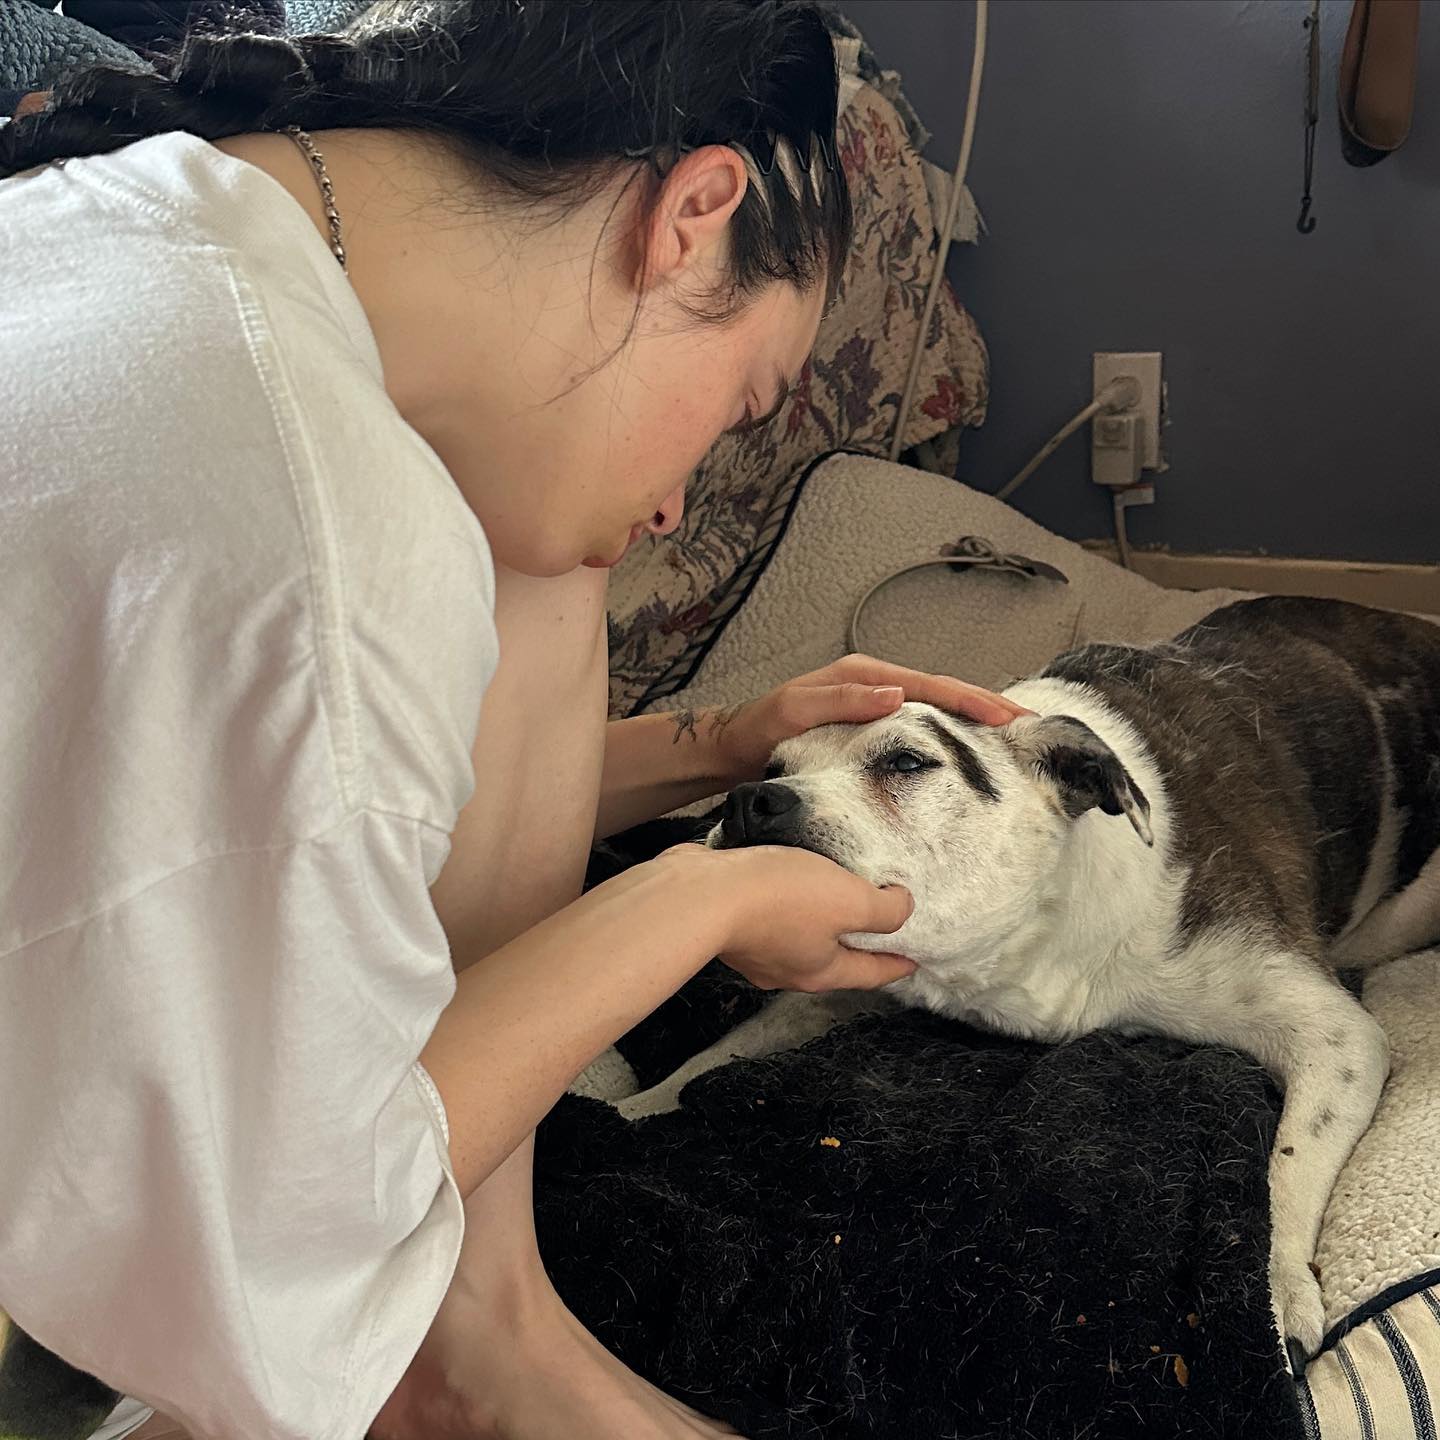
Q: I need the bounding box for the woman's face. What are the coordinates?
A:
[468,275,826,579]
[575,278,826,570]
[447,145,831,579]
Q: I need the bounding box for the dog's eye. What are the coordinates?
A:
[885,749,935,774]
[763,762,785,782]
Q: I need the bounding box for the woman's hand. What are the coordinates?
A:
[703,653,1030,785]
[658,842,917,993]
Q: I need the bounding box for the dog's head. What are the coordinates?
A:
[708,702,1152,973]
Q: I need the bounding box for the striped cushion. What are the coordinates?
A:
[1300,1285,1440,1439]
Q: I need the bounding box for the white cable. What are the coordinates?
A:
[994,376,1141,503]
[994,398,1104,502]
[888,0,988,464]
[1113,491,1134,570]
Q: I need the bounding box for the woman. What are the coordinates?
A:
[0,4,1021,1438]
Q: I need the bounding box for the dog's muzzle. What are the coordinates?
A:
[718,780,805,848]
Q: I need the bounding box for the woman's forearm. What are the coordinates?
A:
[420,854,730,1196]
[595,707,747,838]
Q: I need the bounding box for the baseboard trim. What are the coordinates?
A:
[1081,544,1440,616]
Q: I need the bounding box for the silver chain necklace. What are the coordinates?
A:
[283,126,347,273]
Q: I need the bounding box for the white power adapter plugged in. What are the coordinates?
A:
[1092,411,1143,487]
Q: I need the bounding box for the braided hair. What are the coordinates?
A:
[1,0,852,309]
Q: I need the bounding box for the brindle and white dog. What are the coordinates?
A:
[617,596,1440,1372]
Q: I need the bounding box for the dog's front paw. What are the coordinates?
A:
[1270,1254,1325,1375]
[613,1084,684,1122]
[568,1045,638,1103]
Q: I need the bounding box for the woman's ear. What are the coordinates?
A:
[634,144,749,294]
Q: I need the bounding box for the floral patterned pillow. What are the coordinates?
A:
[606,80,990,717]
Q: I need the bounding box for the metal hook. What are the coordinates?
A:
[1296,0,1321,235]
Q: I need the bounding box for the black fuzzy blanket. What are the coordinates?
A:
[530,829,1306,1440]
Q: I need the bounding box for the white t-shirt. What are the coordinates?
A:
[0,131,498,1439]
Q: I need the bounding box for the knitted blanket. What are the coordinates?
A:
[0,0,364,95]
[0,0,140,93]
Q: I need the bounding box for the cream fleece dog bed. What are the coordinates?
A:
[645,452,1248,707]
[580,453,1440,1431]
[1301,948,1440,1440]
[1315,950,1440,1329]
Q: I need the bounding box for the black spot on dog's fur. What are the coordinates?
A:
[1281,1146,1296,1156]
[1340,1067,1357,1084]
[920,714,1000,802]
[1309,1108,1335,1137]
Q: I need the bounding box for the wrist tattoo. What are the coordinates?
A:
[670,708,700,744]
[668,702,749,745]
[709,702,748,743]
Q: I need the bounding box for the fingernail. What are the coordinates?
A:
[872,687,904,702]
[882,884,915,914]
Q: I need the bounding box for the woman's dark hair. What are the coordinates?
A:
[1,0,852,311]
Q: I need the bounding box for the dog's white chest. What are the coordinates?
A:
[894,957,1095,1042]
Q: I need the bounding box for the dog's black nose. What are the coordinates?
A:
[721,781,803,846]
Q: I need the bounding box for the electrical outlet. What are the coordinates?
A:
[1092,411,1143,487]
[1093,352,1165,472]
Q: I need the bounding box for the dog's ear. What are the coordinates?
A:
[1007,715,1153,846]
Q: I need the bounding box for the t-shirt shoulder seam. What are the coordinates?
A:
[67,162,200,238]
[0,807,449,965]
[220,259,365,809]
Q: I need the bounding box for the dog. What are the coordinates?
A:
[616,596,1440,1372]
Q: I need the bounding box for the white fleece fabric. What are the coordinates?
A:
[1317,951,1440,1327]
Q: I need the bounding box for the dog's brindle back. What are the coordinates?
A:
[1043,596,1440,956]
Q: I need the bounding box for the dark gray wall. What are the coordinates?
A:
[841,0,1440,563]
